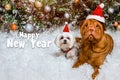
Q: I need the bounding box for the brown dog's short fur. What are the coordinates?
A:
[73,19,114,80]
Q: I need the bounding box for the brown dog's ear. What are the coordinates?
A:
[100,22,106,31]
[75,37,81,42]
[79,20,85,28]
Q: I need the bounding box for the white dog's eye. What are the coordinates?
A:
[60,36,64,40]
[67,37,70,40]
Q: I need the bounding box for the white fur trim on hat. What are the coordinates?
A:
[86,15,105,23]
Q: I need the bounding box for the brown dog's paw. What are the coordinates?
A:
[72,62,80,68]
[92,74,97,80]
[92,70,99,80]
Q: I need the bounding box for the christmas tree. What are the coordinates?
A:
[0,0,120,32]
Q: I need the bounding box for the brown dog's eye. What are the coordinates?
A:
[96,25,99,28]
[60,36,64,40]
[67,37,70,40]
[84,24,88,27]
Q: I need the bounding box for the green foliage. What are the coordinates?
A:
[0,0,120,32]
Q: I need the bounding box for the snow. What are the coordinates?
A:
[0,26,120,80]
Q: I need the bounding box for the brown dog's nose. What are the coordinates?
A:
[89,28,94,32]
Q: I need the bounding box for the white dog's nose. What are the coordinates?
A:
[63,40,67,44]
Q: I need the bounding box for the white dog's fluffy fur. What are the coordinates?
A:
[55,32,80,60]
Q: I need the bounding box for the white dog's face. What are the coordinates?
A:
[55,32,75,50]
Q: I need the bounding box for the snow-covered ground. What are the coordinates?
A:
[0,26,120,80]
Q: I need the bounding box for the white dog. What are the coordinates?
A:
[55,23,81,60]
[55,32,81,60]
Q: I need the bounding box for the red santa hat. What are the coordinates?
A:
[63,22,69,32]
[86,3,105,23]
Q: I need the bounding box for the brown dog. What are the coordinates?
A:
[72,19,114,80]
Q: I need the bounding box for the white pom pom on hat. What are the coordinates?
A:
[65,22,68,24]
[99,3,104,8]
[86,3,105,23]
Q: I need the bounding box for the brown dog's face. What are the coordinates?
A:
[80,19,105,42]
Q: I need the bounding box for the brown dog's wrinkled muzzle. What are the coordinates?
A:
[87,25,96,41]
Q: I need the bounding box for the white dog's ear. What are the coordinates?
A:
[54,35,60,47]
